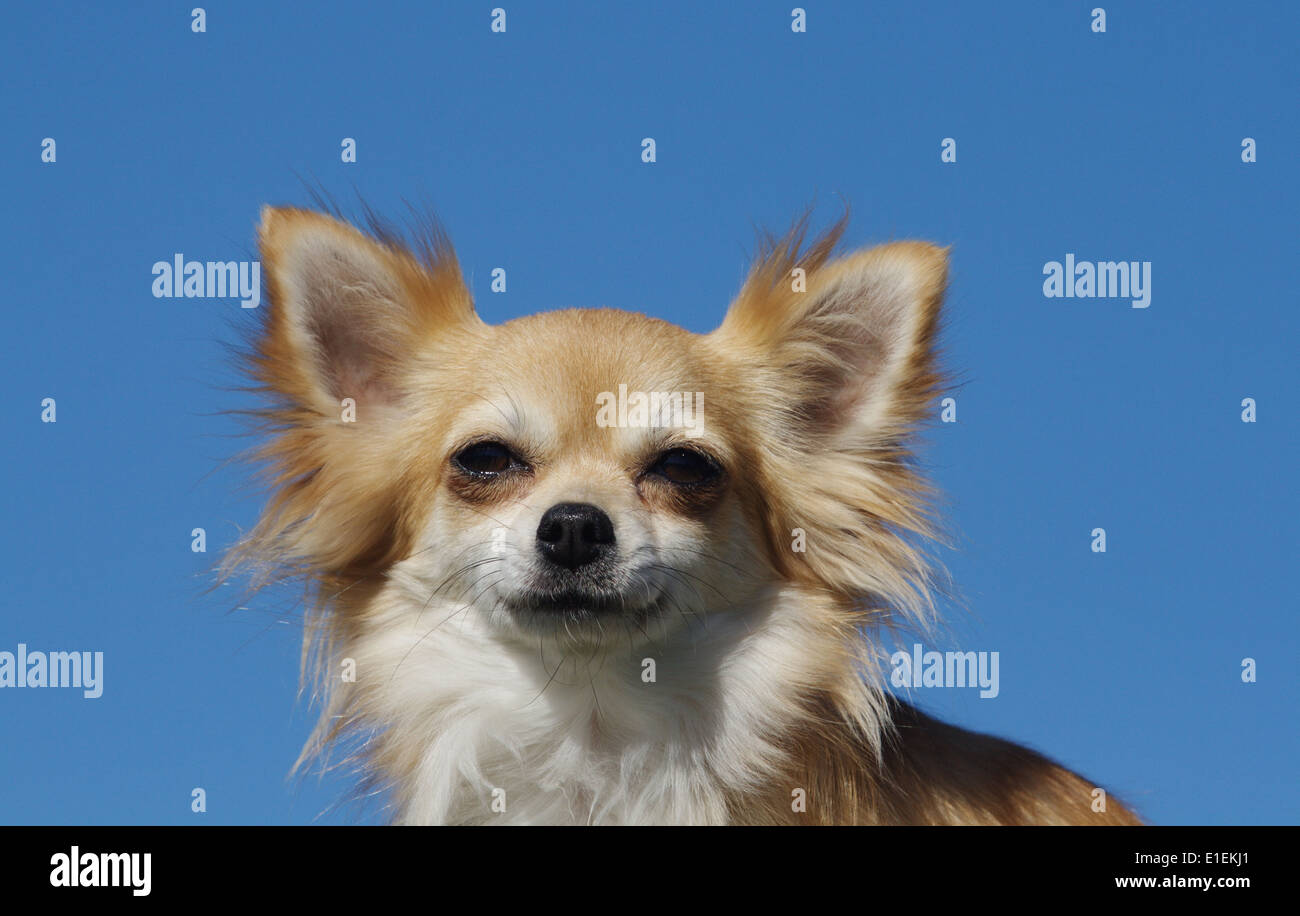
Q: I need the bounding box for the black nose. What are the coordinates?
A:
[535,503,615,570]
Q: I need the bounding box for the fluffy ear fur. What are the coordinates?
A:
[706,222,949,620]
[255,206,477,414]
[712,226,947,444]
[232,207,480,581]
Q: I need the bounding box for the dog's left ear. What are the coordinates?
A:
[710,239,947,444]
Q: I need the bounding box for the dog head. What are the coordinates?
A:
[234,207,946,651]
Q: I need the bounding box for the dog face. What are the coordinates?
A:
[240,207,947,653]
[404,306,762,646]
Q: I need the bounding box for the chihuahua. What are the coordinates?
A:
[225,206,1139,825]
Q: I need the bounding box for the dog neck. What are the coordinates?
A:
[316,577,886,825]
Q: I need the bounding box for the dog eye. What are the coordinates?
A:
[649,448,719,485]
[453,441,523,475]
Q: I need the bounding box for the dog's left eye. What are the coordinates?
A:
[453,441,525,475]
[648,448,719,486]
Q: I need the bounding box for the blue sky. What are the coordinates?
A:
[2,1,1296,825]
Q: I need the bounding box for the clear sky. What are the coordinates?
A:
[2,1,1296,825]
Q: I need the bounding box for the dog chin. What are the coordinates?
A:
[498,588,667,639]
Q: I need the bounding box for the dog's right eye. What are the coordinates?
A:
[452,442,523,475]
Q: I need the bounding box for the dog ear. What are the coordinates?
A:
[254,206,478,416]
[711,235,947,446]
[707,229,948,613]
[231,207,480,579]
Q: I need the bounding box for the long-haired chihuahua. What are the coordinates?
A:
[224,206,1139,825]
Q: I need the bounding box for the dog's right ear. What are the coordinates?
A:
[254,206,478,416]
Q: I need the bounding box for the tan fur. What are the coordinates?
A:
[224,206,1140,825]
[728,695,1141,825]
